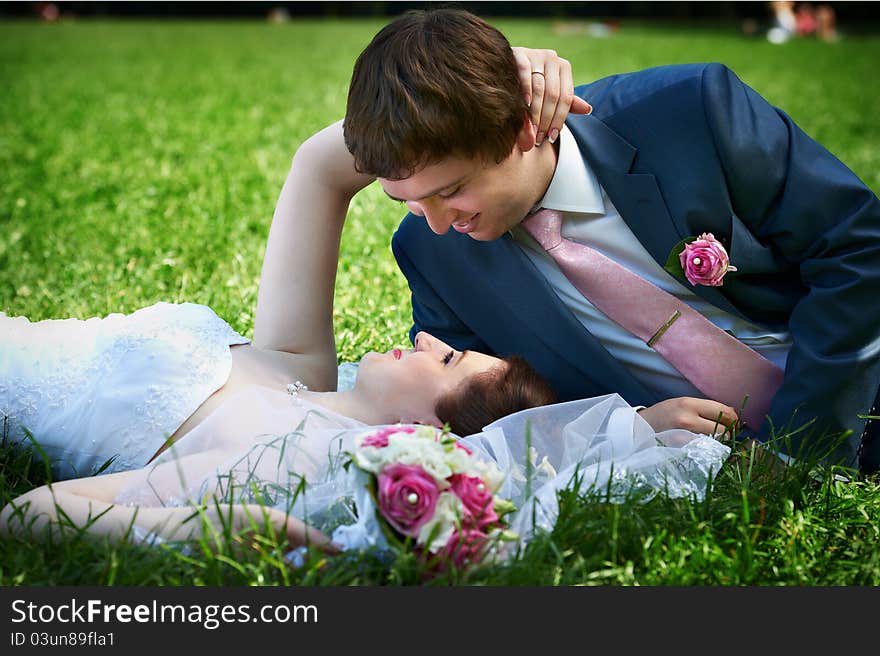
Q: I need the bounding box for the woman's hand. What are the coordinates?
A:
[267,507,340,553]
[637,397,739,437]
[512,46,593,146]
[221,505,339,553]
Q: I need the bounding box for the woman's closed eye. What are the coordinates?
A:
[442,350,455,365]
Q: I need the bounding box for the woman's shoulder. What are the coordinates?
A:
[130,301,243,330]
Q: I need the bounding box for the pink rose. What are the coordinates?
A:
[678,233,737,287]
[442,528,490,569]
[448,474,498,528]
[454,442,472,455]
[377,463,439,537]
[361,425,415,448]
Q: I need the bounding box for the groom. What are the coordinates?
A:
[338,9,880,470]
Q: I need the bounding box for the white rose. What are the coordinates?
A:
[417,492,463,553]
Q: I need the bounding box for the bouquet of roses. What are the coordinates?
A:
[347,424,517,569]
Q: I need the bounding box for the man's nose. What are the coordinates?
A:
[415,201,456,235]
[407,201,447,234]
[405,200,425,217]
[425,213,451,235]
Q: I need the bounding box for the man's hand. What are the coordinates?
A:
[512,46,593,146]
[637,397,739,437]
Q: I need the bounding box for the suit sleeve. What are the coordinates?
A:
[391,222,491,353]
[700,63,880,464]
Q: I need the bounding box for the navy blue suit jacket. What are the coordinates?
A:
[391,63,880,465]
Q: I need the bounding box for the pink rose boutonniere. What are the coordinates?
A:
[347,425,516,571]
[664,232,737,287]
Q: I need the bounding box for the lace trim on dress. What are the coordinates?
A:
[0,302,248,477]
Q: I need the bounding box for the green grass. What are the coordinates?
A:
[1,17,879,585]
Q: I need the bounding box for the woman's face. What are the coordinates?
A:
[356,331,504,425]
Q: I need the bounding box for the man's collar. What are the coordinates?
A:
[532,125,605,215]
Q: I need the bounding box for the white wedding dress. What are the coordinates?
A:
[0,302,249,478]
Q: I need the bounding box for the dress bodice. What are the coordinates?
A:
[0,302,248,478]
[108,388,730,554]
[111,386,367,537]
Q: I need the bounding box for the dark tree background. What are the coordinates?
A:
[3,1,880,24]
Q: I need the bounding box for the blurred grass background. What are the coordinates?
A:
[1,16,879,585]
[2,18,878,357]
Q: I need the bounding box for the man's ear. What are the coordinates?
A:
[515,115,538,153]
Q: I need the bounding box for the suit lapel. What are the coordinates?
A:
[568,114,742,317]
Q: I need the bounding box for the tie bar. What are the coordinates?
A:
[646,310,681,347]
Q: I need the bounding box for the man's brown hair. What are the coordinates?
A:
[343,8,526,179]
[435,356,557,436]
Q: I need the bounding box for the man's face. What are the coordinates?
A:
[379,149,539,241]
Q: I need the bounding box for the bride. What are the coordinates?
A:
[0,302,556,479]
[0,295,737,555]
[0,316,736,551]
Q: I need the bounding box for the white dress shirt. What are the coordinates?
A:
[510,125,792,402]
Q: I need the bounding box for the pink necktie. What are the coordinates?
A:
[521,208,784,429]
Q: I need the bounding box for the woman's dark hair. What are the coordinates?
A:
[435,355,557,436]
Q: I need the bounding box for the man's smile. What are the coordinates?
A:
[452,213,480,233]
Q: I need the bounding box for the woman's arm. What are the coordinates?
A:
[0,473,333,550]
[252,49,590,387]
[254,120,373,390]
